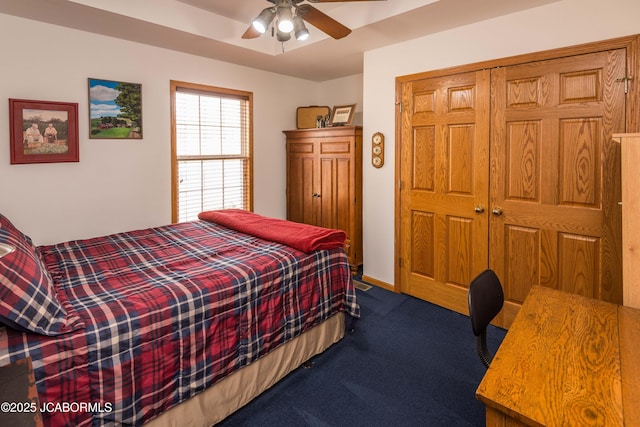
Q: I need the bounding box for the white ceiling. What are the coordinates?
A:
[0,0,560,82]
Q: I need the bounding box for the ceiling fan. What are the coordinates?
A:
[242,0,386,42]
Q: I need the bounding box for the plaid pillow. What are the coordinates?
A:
[0,214,84,335]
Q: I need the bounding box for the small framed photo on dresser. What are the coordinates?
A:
[329,104,356,126]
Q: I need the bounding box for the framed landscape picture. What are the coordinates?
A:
[88,78,142,139]
[9,99,79,164]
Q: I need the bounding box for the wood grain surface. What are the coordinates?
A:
[476,286,636,426]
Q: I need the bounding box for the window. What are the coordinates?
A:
[171,81,253,223]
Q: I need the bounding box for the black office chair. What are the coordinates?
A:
[468,269,504,368]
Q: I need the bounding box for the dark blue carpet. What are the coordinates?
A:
[218,284,506,426]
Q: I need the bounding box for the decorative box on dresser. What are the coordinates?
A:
[614,133,640,309]
[284,126,362,273]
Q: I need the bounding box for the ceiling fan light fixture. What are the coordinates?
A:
[252,7,275,34]
[293,16,309,41]
[244,0,356,43]
[277,5,294,33]
[276,28,291,42]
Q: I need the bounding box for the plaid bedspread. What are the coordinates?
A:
[0,220,359,426]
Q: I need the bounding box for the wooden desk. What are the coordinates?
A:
[476,286,640,426]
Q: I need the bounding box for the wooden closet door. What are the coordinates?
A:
[490,50,626,326]
[399,70,491,314]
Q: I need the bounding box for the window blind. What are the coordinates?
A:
[171,82,253,223]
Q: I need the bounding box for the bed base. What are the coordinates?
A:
[145,313,345,426]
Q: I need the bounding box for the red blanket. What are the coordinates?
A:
[198,209,346,253]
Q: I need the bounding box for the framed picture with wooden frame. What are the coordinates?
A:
[88,78,142,139]
[9,99,79,165]
[329,104,356,126]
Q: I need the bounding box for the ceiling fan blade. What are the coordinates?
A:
[297,4,351,39]
[242,24,262,39]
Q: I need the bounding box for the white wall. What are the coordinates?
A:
[362,0,640,287]
[0,13,361,245]
[319,74,364,125]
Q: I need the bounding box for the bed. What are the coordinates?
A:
[0,210,359,426]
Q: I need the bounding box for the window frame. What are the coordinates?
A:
[170,80,254,223]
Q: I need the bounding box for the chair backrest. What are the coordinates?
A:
[468,269,504,367]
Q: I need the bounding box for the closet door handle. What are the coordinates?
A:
[492,207,503,216]
[312,193,322,198]
[474,205,485,213]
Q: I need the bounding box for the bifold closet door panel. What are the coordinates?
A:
[398,47,626,329]
[398,70,491,316]
[490,49,625,325]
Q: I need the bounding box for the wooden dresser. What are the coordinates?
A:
[283,126,362,272]
[614,133,640,309]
